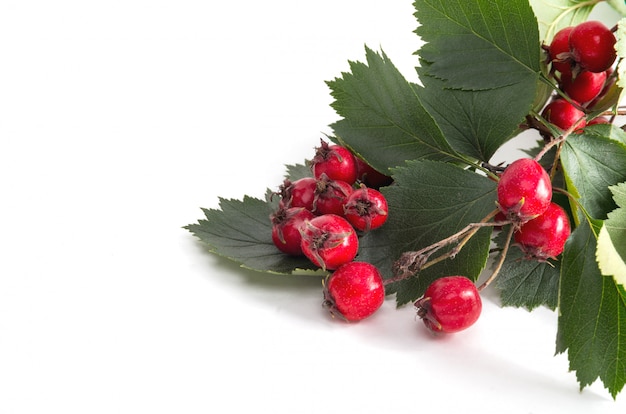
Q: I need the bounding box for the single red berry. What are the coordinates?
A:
[343,185,389,232]
[270,207,316,256]
[311,139,358,184]
[560,70,607,103]
[313,175,354,216]
[279,177,317,211]
[541,98,586,131]
[569,21,616,73]
[354,157,393,189]
[497,158,552,223]
[300,214,359,270]
[414,276,482,334]
[323,261,385,322]
[514,202,571,260]
[587,116,610,125]
[548,26,575,75]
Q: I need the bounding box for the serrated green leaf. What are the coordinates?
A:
[560,124,626,220]
[283,162,313,182]
[556,219,626,399]
[416,74,535,162]
[494,234,560,310]
[414,0,541,91]
[597,182,626,288]
[185,196,320,275]
[375,160,496,306]
[326,47,459,175]
[529,0,595,42]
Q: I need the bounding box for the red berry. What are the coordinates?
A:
[300,214,359,270]
[497,158,552,223]
[343,185,389,232]
[313,175,354,216]
[311,140,358,184]
[514,202,571,260]
[541,98,586,131]
[354,157,393,189]
[588,116,610,125]
[560,70,607,103]
[323,261,385,322]
[270,207,315,256]
[414,276,482,334]
[279,177,317,211]
[549,26,575,75]
[569,21,616,73]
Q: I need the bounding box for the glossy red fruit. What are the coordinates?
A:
[300,214,359,270]
[279,177,317,211]
[497,158,552,223]
[313,176,353,216]
[514,202,571,260]
[569,21,617,73]
[311,140,358,184]
[343,185,389,232]
[549,26,575,75]
[414,276,482,334]
[271,207,316,256]
[323,261,385,322]
[541,98,586,131]
[560,70,607,103]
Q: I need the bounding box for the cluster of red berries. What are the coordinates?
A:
[542,20,617,132]
[270,139,392,321]
[497,158,571,260]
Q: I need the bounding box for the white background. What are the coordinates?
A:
[1,1,625,413]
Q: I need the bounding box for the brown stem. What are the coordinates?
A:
[477,224,515,292]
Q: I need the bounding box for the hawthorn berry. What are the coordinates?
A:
[497,158,552,223]
[541,98,586,131]
[354,157,393,189]
[514,202,571,260]
[548,26,575,75]
[313,175,354,216]
[311,140,358,184]
[569,20,616,73]
[414,276,482,334]
[323,261,385,322]
[560,70,607,103]
[279,177,317,211]
[343,185,389,232]
[300,214,359,270]
[270,206,315,256]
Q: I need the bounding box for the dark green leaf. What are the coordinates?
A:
[560,124,626,220]
[416,75,535,162]
[556,219,626,399]
[605,183,626,266]
[494,232,560,310]
[185,196,320,275]
[414,0,541,90]
[326,47,458,175]
[376,160,496,305]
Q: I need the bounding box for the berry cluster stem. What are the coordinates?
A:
[387,209,505,286]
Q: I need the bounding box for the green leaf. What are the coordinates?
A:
[415,74,536,162]
[185,196,320,275]
[326,46,458,175]
[560,124,626,220]
[529,0,595,42]
[556,219,626,399]
[376,160,496,305]
[494,236,560,310]
[414,0,541,91]
[597,182,626,288]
